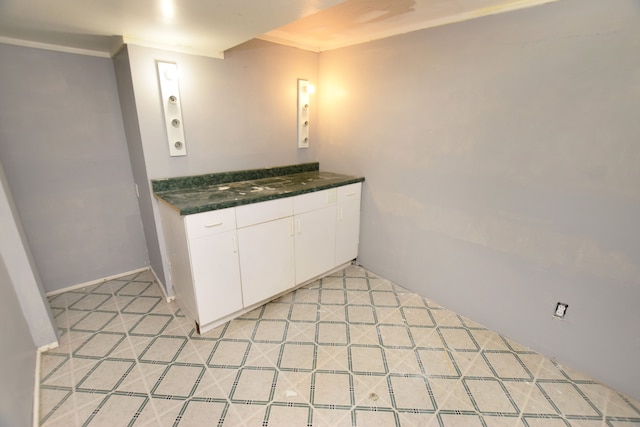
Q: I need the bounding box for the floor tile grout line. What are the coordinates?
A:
[103,279,165,427]
[40,265,640,426]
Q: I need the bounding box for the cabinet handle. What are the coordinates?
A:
[231,236,237,253]
[289,220,294,236]
[296,219,301,234]
[345,192,356,196]
[204,221,223,228]
[338,207,343,221]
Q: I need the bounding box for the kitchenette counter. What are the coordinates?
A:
[151,162,364,215]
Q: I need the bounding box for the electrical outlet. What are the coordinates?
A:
[554,302,568,319]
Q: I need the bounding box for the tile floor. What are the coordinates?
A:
[39,265,640,426]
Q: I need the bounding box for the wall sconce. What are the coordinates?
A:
[297,79,315,149]
[157,61,186,157]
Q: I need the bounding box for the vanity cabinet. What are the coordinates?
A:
[336,183,362,265]
[157,181,362,333]
[236,198,295,307]
[293,189,337,284]
[158,204,243,329]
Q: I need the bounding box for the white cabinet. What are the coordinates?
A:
[293,189,337,284]
[158,204,243,332]
[158,181,362,333]
[236,198,295,307]
[336,183,362,265]
[185,210,243,327]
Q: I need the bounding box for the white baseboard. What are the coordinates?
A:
[45,267,150,297]
[33,341,59,427]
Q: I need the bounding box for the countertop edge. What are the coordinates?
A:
[155,176,364,216]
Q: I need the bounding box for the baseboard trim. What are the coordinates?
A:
[45,267,150,297]
[33,341,59,427]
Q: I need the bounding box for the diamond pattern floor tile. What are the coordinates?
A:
[39,266,640,426]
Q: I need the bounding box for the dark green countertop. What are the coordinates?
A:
[152,163,364,215]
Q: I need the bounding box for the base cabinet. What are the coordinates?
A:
[237,216,295,307]
[188,230,243,326]
[158,182,362,333]
[294,206,336,284]
[336,183,362,265]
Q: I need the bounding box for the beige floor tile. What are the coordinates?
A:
[231,368,277,402]
[350,345,386,374]
[268,404,311,426]
[346,304,376,324]
[484,352,533,380]
[316,322,348,344]
[81,393,148,426]
[273,370,313,404]
[315,345,350,372]
[208,340,251,367]
[289,303,319,322]
[312,408,353,427]
[38,265,640,427]
[174,400,227,427]
[312,372,352,406]
[418,348,461,377]
[390,375,436,411]
[402,306,435,327]
[348,323,381,345]
[438,413,485,426]
[253,319,288,342]
[538,382,600,417]
[352,374,394,408]
[280,342,316,370]
[379,324,413,347]
[353,409,399,427]
[521,417,570,427]
[465,378,518,414]
[152,364,205,398]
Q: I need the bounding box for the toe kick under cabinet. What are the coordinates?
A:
[157,182,362,334]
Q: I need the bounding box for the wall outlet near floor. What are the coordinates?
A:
[554,302,569,319]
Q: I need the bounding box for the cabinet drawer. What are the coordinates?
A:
[185,207,236,239]
[338,183,361,201]
[236,197,293,228]
[294,188,337,215]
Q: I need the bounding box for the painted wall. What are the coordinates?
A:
[0,159,55,426]
[0,158,57,348]
[0,44,149,292]
[318,0,640,399]
[0,255,37,427]
[116,39,320,292]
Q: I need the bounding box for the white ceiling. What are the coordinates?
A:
[0,0,558,58]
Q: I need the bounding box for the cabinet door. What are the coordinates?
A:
[189,230,243,326]
[237,217,295,307]
[336,183,362,265]
[295,205,336,285]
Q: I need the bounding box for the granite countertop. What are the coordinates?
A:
[152,163,364,215]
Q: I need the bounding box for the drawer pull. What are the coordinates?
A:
[345,192,356,196]
[204,221,223,228]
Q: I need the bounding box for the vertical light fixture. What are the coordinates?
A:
[297,79,315,149]
[157,61,186,157]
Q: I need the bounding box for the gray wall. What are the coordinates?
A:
[116,39,320,292]
[318,0,640,399]
[0,158,57,348]
[0,44,149,292]
[0,255,37,427]
[0,159,55,426]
